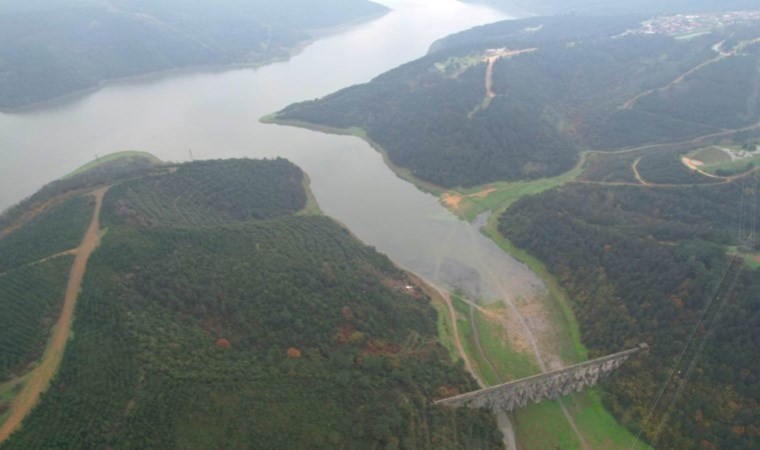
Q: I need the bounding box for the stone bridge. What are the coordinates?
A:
[436,343,648,413]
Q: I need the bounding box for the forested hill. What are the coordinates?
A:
[500,168,760,448]
[461,0,759,16]
[0,157,501,449]
[0,0,388,109]
[277,14,760,188]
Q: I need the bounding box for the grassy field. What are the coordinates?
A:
[476,303,538,381]
[446,283,648,448]
[703,154,760,175]
[744,253,760,269]
[515,390,650,450]
[443,152,587,221]
[447,186,649,448]
[427,287,460,363]
[297,173,322,216]
[688,146,760,176]
[61,151,161,179]
[727,246,760,269]
[450,284,649,449]
[690,146,732,165]
[483,217,586,363]
[451,295,499,384]
[434,53,483,78]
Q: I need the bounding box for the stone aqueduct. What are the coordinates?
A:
[436,343,649,413]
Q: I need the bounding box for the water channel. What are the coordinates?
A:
[0,0,545,303]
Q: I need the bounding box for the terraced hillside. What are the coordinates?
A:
[0,156,500,449]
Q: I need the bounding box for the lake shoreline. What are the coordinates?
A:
[0,10,390,115]
[261,114,449,196]
[261,111,646,449]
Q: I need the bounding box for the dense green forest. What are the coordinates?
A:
[0,196,92,273]
[103,158,307,227]
[635,150,720,186]
[0,150,160,235]
[0,256,73,381]
[1,158,501,449]
[499,175,760,449]
[0,0,388,108]
[278,15,759,187]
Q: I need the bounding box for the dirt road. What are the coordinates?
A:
[632,157,652,186]
[483,57,497,106]
[442,290,483,385]
[576,162,759,189]
[476,48,537,114]
[0,187,108,443]
[428,281,517,450]
[411,268,518,449]
[622,37,760,110]
[458,221,592,449]
[622,53,727,110]
[593,121,760,155]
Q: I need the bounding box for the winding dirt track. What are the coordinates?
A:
[576,164,759,189]
[622,37,760,110]
[576,122,760,189]
[622,53,728,110]
[681,155,724,179]
[631,157,651,186]
[0,187,108,443]
[418,278,517,450]
[442,290,483,386]
[459,224,591,450]
[469,304,501,383]
[592,121,760,155]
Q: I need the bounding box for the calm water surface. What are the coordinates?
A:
[0,0,544,302]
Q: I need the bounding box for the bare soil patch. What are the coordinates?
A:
[440,187,496,213]
[441,192,464,211]
[681,155,738,180]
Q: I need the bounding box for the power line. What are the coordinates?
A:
[652,173,760,445]
[628,174,753,449]
[650,262,742,444]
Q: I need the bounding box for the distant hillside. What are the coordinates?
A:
[277,14,760,188]
[0,0,388,109]
[461,0,760,16]
[0,157,500,449]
